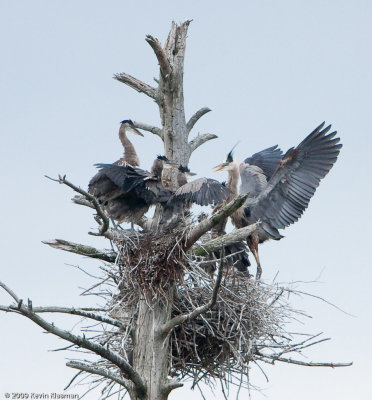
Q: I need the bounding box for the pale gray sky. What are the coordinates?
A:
[0,1,371,399]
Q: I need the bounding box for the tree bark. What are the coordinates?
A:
[42,239,116,263]
[191,222,261,256]
[130,297,174,400]
[155,21,191,190]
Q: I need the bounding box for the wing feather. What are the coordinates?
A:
[244,145,283,180]
[94,163,154,193]
[250,122,342,232]
[169,178,232,206]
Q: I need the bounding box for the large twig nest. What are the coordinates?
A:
[105,229,312,390]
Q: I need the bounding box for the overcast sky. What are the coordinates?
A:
[0,1,371,399]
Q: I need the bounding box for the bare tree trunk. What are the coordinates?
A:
[155,22,190,190]
[129,298,173,400]
[116,21,196,400]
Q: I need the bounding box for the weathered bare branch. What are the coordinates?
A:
[66,361,129,389]
[186,107,211,133]
[45,175,109,236]
[0,305,21,314]
[189,133,218,153]
[71,195,95,209]
[146,35,171,78]
[160,256,224,336]
[191,222,261,256]
[133,120,162,138]
[42,239,117,263]
[184,194,249,250]
[0,281,20,304]
[162,380,184,396]
[2,303,125,329]
[27,306,126,329]
[113,72,156,99]
[262,355,353,368]
[0,284,146,397]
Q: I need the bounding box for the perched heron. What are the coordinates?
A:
[90,157,232,226]
[91,155,175,224]
[89,120,143,201]
[214,122,342,279]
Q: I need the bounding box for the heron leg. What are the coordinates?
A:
[247,235,262,280]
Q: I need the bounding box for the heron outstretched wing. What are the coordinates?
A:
[94,163,152,193]
[88,170,118,199]
[169,178,232,206]
[250,122,342,230]
[244,145,283,180]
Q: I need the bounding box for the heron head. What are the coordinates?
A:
[120,119,144,136]
[213,147,235,171]
[179,165,197,177]
[158,155,179,169]
[157,155,169,162]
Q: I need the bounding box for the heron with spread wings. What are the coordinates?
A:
[214,122,342,279]
[90,155,175,223]
[90,159,232,226]
[89,120,144,203]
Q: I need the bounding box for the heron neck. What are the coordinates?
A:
[119,126,140,167]
[227,163,239,195]
[151,159,163,178]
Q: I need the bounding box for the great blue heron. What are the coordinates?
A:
[143,164,232,229]
[89,120,143,202]
[90,158,232,226]
[167,166,249,273]
[90,155,175,224]
[214,122,342,279]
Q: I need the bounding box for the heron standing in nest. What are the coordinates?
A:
[91,155,176,224]
[88,119,144,201]
[214,122,342,279]
[91,159,233,228]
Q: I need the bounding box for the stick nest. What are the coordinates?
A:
[103,229,318,392]
[111,225,187,300]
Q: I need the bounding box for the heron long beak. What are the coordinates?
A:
[128,125,144,137]
[165,161,179,168]
[186,171,197,177]
[213,163,228,172]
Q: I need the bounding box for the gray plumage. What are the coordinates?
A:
[242,122,342,240]
[243,145,283,180]
[89,156,173,224]
[169,177,232,207]
[88,120,143,201]
[238,165,268,198]
[158,167,232,226]
[217,122,342,278]
[239,145,283,197]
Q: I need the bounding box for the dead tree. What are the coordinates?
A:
[0,21,351,400]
